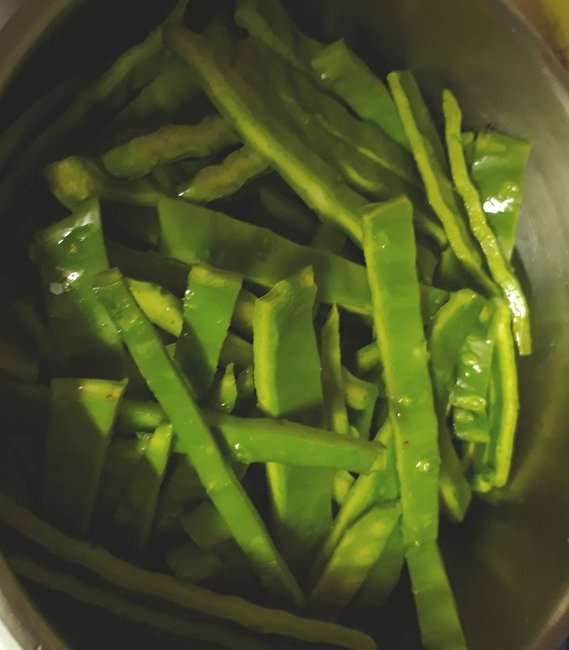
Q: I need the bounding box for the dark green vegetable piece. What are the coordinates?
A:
[102,115,240,179]
[9,556,270,650]
[312,224,346,254]
[309,503,401,612]
[450,310,494,444]
[0,495,375,649]
[179,145,270,203]
[11,298,54,368]
[0,24,165,219]
[309,422,397,583]
[254,267,331,570]
[108,58,202,136]
[209,363,238,414]
[107,240,188,297]
[166,541,224,582]
[114,398,166,436]
[111,422,173,555]
[181,501,231,550]
[320,306,350,435]
[465,130,531,261]
[43,378,127,536]
[429,290,488,414]
[258,179,317,239]
[180,503,254,587]
[93,268,303,607]
[164,24,367,244]
[175,265,242,400]
[45,156,164,209]
[362,197,440,546]
[388,71,494,295]
[0,72,90,177]
[153,454,206,539]
[219,332,254,370]
[235,38,420,192]
[0,307,39,383]
[429,290,486,522]
[420,285,451,325]
[235,365,256,414]
[471,299,519,491]
[0,378,49,434]
[231,288,256,341]
[70,390,385,472]
[311,40,408,149]
[32,199,124,379]
[234,0,321,72]
[158,197,372,315]
[93,435,151,527]
[443,90,531,355]
[406,542,467,650]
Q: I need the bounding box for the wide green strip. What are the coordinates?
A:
[464,130,531,261]
[206,411,384,474]
[93,436,151,528]
[319,306,350,435]
[309,503,401,612]
[406,542,467,650]
[0,495,375,649]
[0,378,383,474]
[93,268,302,607]
[254,267,331,570]
[158,197,372,315]
[308,422,397,584]
[31,199,124,379]
[362,197,439,546]
[111,422,173,556]
[43,378,127,536]
[353,524,405,608]
[175,265,242,400]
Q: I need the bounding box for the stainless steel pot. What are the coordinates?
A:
[0,1,568,648]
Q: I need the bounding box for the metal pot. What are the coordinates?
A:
[0,0,568,648]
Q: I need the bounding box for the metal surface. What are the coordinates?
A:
[0,0,569,648]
